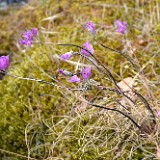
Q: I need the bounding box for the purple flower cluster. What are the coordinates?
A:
[59,40,93,83]
[0,55,10,71]
[115,20,127,34]
[85,21,96,35]
[68,75,81,83]
[81,41,94,57]
[58,67,92,83]
[58,20,128,83]
[80,67,91,80]
[68,67,91,83]
[59,22,96,83]
[19,28,38,47]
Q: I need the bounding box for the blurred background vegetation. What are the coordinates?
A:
[0,0,160,159]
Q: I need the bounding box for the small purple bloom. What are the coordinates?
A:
[60,51,73,61]
[80,67,91,80]
[81,41,94,57]
[158,111,160,118]
[68,75,80,83]
[85,21,96,35]
[0,55,9,71]
[115,20,127,34]
[19,39,32,47]
[23,30,33,40]
[25,40,32,47]
[19,28,38,47]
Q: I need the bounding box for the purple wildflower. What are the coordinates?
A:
[19,28,38,47]
[60,51,73,61]
[115,20,127,34]
[81,41,94,57]
[25,40,32,47]
[23,30,33,40]
[58,69,73,76]
[68,75,80,83]
[0,55,9,71]
[80,67,91,80]
[85,21,96,35]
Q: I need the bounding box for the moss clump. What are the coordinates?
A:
[0,0,160,159]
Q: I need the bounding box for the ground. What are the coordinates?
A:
[0,0,160,159]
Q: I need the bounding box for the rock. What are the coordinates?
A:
[0,0,27,9]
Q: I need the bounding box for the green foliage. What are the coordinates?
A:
[0,0,160,159]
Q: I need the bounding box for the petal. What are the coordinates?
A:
[0,55,10,71]
[80,67,91,80]
[85,21,96,35]
[81,41,94,56]
[115,20,127,34]
[68,75,80,83]
[60,52,73,61]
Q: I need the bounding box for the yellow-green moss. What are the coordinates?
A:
[0,0,160,159]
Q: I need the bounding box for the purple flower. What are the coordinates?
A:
[158,111,160,118]
[23,30,33,40]
[19,28,38,47]
[80,67,91,80]
[115,20,127,34]
[68,75,80,83]
[85,21,96,35]
[58,69,73,76]
[32,28,38,37]
[81,41,94,57]
[0,55,9,71]
[25,40,32,47]
[60,51,73,61]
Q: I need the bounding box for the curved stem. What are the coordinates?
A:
[87,101,141,130]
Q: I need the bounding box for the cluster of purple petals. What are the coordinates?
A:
[84,20,127,35]
[68,75,81,83]
[115,20,127,34]
[0,55,10,71]
[58,68,80,82]
[19,28,38,47]
[85,21,96,35]
[80,67,91,80]
[81,41,94,57]
[58,66,92,83]
[60,51,73,61]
